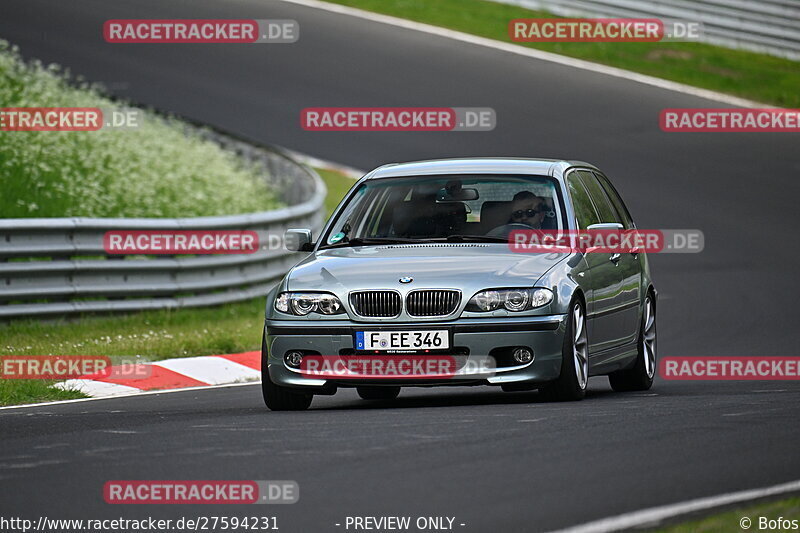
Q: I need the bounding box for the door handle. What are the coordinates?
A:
[610,253,621,264]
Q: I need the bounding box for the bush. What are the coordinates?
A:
[0,40,282,218]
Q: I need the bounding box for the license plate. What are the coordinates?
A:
[355,330,449,351]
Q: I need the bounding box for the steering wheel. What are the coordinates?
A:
[487,223,534,238]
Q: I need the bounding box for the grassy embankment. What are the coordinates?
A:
[0,40,358,404]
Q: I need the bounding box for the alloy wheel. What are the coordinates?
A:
[643,296,657,379]
[572,303,589,389]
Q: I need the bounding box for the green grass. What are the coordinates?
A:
[0,380,87,406]
[0,167,356,406]
[0,297,267,405]
[324,0,800,107]
[0,40,281,218]
[317,167,358,216]
[655,496,800,533]
[1,297,266,361]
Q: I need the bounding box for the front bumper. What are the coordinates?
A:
[265,315,567,391]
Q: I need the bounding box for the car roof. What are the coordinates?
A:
[363,158,598,180]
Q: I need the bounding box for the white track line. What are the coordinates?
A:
[548,479,800,533]
[54,380,141,397]
[0,381,261,411]
[277,0,771,108]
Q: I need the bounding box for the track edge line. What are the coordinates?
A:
[547,479,800,533]
[0,381,261,411]
[277,0,774,108]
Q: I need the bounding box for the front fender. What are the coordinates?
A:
[533,253,586,314]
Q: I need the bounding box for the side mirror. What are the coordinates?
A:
[284,229,313,252]
[584,222,624,255]
[586,223,623,231]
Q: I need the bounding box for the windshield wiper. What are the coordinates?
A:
[320,237,429,249]
[321,235,508,249]
[441,234,509,243]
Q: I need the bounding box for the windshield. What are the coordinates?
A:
[320,175,565,248]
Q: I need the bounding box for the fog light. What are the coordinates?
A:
[512,347,533,364]
[284,351,304,368]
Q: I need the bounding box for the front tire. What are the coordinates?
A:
[540,299,588,401]
[608,293,656,392]
[261,334,312,411]
[357,386,400,400]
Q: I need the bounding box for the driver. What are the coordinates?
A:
[508,191,546,229]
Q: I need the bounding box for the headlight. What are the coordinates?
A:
[275,292,345,315]
[466,288,553,312]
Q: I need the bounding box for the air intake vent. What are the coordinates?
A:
[406,290,460,317]
[350,291,401,317]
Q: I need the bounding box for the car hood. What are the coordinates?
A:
[286,244,567,292]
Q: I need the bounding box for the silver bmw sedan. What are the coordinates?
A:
[261,158,656,410]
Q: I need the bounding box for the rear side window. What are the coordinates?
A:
[594,172,634,229]
[566,171,599,229]
[577,170,619,225]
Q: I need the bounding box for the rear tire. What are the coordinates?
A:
[357,386,400,401]
[609,293,656,392]
[261,333,312,411]
[539,299,588,401]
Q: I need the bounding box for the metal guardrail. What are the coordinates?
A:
[0,130,328,319]
[494,0,800,60]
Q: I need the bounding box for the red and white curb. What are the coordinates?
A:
[53,351,260,397]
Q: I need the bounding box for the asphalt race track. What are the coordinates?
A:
[1,0,799,530]
[2,382,798,531]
